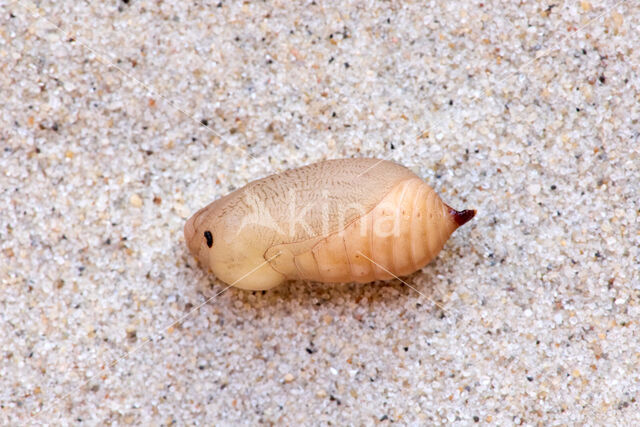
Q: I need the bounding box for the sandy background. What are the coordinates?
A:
[2,0,639,425]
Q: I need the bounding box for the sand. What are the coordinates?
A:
[1,0,639,424]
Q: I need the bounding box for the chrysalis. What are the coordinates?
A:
[185,158,475,290]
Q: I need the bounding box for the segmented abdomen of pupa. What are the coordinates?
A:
[265,177,471,283]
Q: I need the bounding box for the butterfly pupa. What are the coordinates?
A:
[185,158,475,290]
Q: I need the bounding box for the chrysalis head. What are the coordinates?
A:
[184,207,210,264]
[184,201,286,290]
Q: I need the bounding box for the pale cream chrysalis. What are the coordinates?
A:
[185,158,475,290]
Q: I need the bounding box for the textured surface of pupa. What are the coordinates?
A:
[185,158,475,290]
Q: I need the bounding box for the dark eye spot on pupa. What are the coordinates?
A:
[204,231,213,248]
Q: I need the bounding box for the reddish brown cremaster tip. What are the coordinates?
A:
[449,208,477,227]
